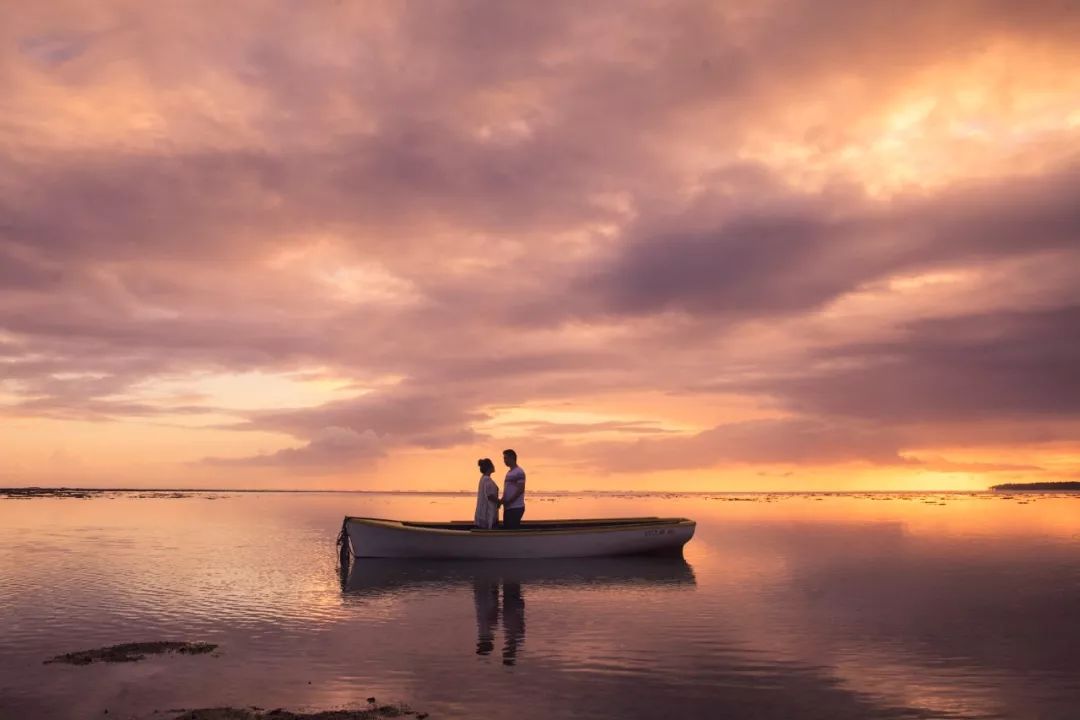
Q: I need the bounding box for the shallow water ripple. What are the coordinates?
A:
[2,492,1079,720]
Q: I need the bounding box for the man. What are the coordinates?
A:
[500,448,526,529]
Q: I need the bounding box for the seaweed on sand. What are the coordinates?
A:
[44,641,217,665]
[172,703,423,719]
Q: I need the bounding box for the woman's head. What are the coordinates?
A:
[478,458,495,475]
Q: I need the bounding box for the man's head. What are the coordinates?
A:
[502,449,518,468]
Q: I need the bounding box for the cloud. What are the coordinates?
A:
[206,426,383,469]
[581,162,1080,320]
[0,242,62,289]
[497,419,679,436]
[903,458,1045,474]
[583,418,907,472]
[1,0,1079,484]
[767,304,1080,423]
[205,385,487,467]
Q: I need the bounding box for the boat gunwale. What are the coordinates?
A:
[345,516,696,538]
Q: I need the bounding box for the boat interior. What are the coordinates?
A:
[348,516,691,531]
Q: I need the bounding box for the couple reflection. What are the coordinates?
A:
[474,578,525,665]
[343,556,696,669]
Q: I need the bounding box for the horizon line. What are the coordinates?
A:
[0,485,1007,495]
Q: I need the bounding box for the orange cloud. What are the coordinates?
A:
[1,0,1078,489]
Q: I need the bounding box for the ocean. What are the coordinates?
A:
[2,490,1078,719]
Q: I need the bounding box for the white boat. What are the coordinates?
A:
[340,516,696,559]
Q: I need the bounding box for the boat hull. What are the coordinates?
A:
[344,517,696,559]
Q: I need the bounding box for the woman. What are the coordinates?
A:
[474,458,500,529]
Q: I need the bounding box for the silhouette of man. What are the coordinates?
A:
[501,580,525,666]
[473,578,499,655]
[500,449,526,529]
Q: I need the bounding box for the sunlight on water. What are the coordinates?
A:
[1,492,1079,719]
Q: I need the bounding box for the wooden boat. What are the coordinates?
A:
[341,516,696,559]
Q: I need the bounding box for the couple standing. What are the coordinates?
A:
[474,449,526,529]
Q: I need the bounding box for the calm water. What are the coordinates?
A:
[2,491,1079,720]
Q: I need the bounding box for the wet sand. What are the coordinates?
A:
[43,643,425,718]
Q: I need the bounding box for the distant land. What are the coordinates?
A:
[990,482,1080,491]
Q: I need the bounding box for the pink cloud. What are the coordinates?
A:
[2,0,1079,484]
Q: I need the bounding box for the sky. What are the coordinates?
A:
[1,0,1079,491]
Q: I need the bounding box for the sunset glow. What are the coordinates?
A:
[2,1,1078,490]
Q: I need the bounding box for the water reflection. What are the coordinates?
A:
[342,556,697,596]
[473,578,499,656]
[6,493,1080,720]
[498,581,524,665]
[468,578,528,664]
[344,557,694,667]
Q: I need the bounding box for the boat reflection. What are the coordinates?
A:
[343,556,696,666]
[342,556,697,596]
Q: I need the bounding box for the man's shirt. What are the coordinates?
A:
[504,466,526,509]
